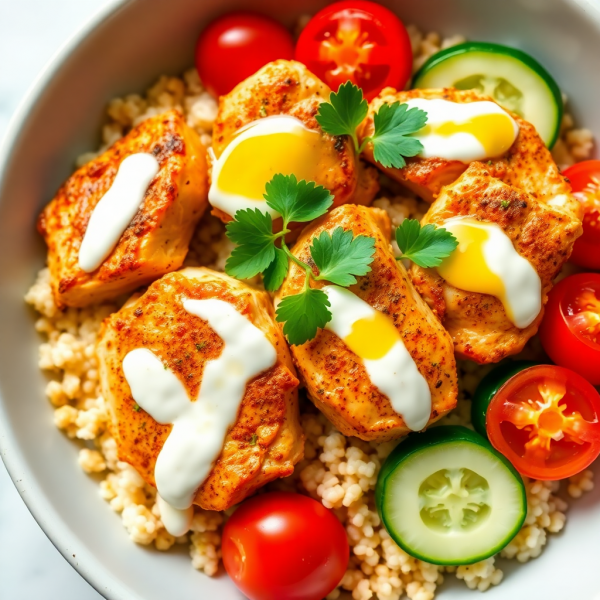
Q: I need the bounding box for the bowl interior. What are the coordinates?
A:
[0,0,599,599]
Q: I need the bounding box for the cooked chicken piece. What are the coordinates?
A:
[358,88,578,214]
[96,267,303,512]
[410,163,582,363]
[38,109,208,309]
[276,204,457,442]
[211,59,379,222]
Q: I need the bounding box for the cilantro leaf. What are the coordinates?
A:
[276,287,331,346]
[225,173,379,344]
[264,174,333,225]
[370,102,428,169]
[395,218,421,252]
[262,247,289,292]
[225,209,278,279]
[395,219,458,268]
[316,81,368,148]
[311,226,376,286]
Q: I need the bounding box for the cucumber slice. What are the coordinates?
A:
[413,42,563,148]
[376,426,526,565]
[471,361,538,438]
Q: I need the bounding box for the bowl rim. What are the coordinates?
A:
[0,3,132,597]
[2,1,600,599]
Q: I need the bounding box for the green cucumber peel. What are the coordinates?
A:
[376,426,527,565]
[413,41,563,148]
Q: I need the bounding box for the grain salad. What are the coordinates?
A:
[25,20,596,600]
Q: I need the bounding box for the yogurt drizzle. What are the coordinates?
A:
[78,153,159,272]
[323,285,432,431]
[403,98,519,163]
[122,298,277,535]
[208,115,322,219]
[440,217,542,329]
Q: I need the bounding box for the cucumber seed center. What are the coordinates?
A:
[418,468,491,533]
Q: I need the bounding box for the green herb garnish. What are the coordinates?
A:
[224,174,376,345]
[500,200,511,209]
[395,219,458,268]
[368,101,429,169]
[195,342,206,351]
[249,433,258,446]
[132,403,141,412]
[315,81,368,153]
[316,82,428,169]
[310,227,376,287]
[276,287,332,346]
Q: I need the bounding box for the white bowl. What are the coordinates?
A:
[1,0,600,598]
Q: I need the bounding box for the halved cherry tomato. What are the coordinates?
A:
[539,273,600,385]
[564,160,600,269]
[222,492,349,600]
[195,12,294,97]
[295,1,412,100]
[472,360,538,438]
[485,364,600,480]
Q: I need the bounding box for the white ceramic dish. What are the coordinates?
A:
[1,1,600,598]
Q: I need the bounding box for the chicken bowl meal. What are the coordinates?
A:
[12,1,600,599]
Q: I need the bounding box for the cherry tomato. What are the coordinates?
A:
[539,273,600,385]
[195,13,294,97]
[295,1,413,100]
[564,160,600,269]
[485,364,600,480]
[471,360,538,438]
[222,492,349,600]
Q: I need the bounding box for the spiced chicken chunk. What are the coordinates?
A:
[410,163,582,363]
[209,60,379,223]
[39,109,209,308]
[97,267,303,512]
[276,204,457,442]
[358,87,578,213]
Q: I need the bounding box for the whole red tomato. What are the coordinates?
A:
[222,492,349,600]
[539,273,600,385]
[564,160,600,269]
[295,1,413,100]
[195,13,294,97]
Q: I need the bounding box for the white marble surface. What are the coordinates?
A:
[0,3,108,598]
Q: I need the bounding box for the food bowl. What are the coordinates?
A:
[0,0,599,599]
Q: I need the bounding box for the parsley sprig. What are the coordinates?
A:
[395,219,458,268]
[316,81,428,169]
[225,174,376,345]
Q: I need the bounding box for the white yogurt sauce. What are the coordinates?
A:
[404,98,519,163]
[78,153,159,272]
[208,115,322,219]
[122,298,277,535]
[323,285,432,431]
[439,217,542,329]
[157,495,193,537]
